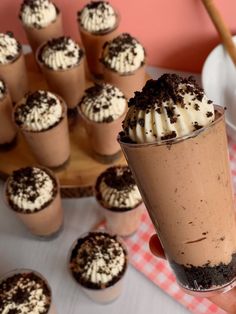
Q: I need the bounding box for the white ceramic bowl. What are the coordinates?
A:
[202,36,236,142]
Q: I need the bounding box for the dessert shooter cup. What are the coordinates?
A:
[5,167,63,238]
[96,198,144,237]
[0,268,56,314]
[36,44,86,111]
[23,11,63,53]
[79,16,119,78]
[68,232,128,303]
[0,87,17,149]
[103,63,147,100]
[78,104,126,163]
[14,95,70,168]
[119,106,236,297]
[0,48,28,104]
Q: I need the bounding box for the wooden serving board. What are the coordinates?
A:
[0,53,128,198]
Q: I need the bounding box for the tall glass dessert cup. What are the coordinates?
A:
[119,74,236,297]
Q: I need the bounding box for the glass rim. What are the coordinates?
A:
[0,268,53,313]
[67,230,129,290]
[118,105,224,148]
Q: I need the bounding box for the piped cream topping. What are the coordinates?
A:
[101,33,145,74]
[0,32,21,65]
[78,1,117,34]
[80,83,126,122]
[96,165,142,210]
[7,167,56,213]
[70,232,126,288]
[123,74,215,144]
[20,0,58,29]
[39,36,83,70]
[14,90,63,132]
[0,80,6,99]
[0,272,51,314]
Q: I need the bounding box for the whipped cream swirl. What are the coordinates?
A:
[101,33,145,74]
[0,80,6,99]
[7,167,57,213]
[39,36,83,70]
[0,272,51,314]
[14,90,63,132]
[80,83,126,122]
[70,232,127,288]
[0,32,21,64]
[123,74,215,144]
[20,0,58,29]
[96,165,142,210]
[78,1,117,34]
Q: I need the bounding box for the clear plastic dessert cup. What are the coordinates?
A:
[0,268,56,314]
[95,188,144,236]
[78,103,127,164]
[0,86,17,149]
[14,94,70,169]
[22,11,64,53]
[78,14,120,78]
[103,63,146,100]
[0,48,28,104]
[68,231,128,303]
[4,167,64,239]
[119,105,236,297]
[36,43,86,112]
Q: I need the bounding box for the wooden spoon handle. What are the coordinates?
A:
[201,0,236,66]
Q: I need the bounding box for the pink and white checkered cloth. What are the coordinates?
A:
[123,137,236,314]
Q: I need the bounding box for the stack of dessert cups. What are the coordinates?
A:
[68,231,128,303]
[0,268,57,314]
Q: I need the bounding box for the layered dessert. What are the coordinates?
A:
[77,1,119,77]
[14,90,70,168]
[78,83,127,162]
[19,0,64,52]
[0,31,28,103]
[95,165,144,236]
[5,166,63,237]
[0,270,55,314]
[69,232,127,303]
[37,36,85,112]
[119,74,236,295]
[100,33,146,99]
[0,79,17,149]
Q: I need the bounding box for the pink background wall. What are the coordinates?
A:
[0,0,236,73]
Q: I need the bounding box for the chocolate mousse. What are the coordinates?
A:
[119,74,236,294]
[19,0,64,52]
[14,90,70,168]
[5,166,63,237]
[37,36,85,112]
[0,271,53,314]
[95,166,144,236]
[78,83,127,162]
[0,32,28,103]
[0,79,17,149]
[69,232,127,302]
[100,33,146,99]
[77,1,119,77]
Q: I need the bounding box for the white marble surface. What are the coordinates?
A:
[0,181,190,314]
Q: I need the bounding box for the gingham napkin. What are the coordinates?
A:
[123,137,236,314]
